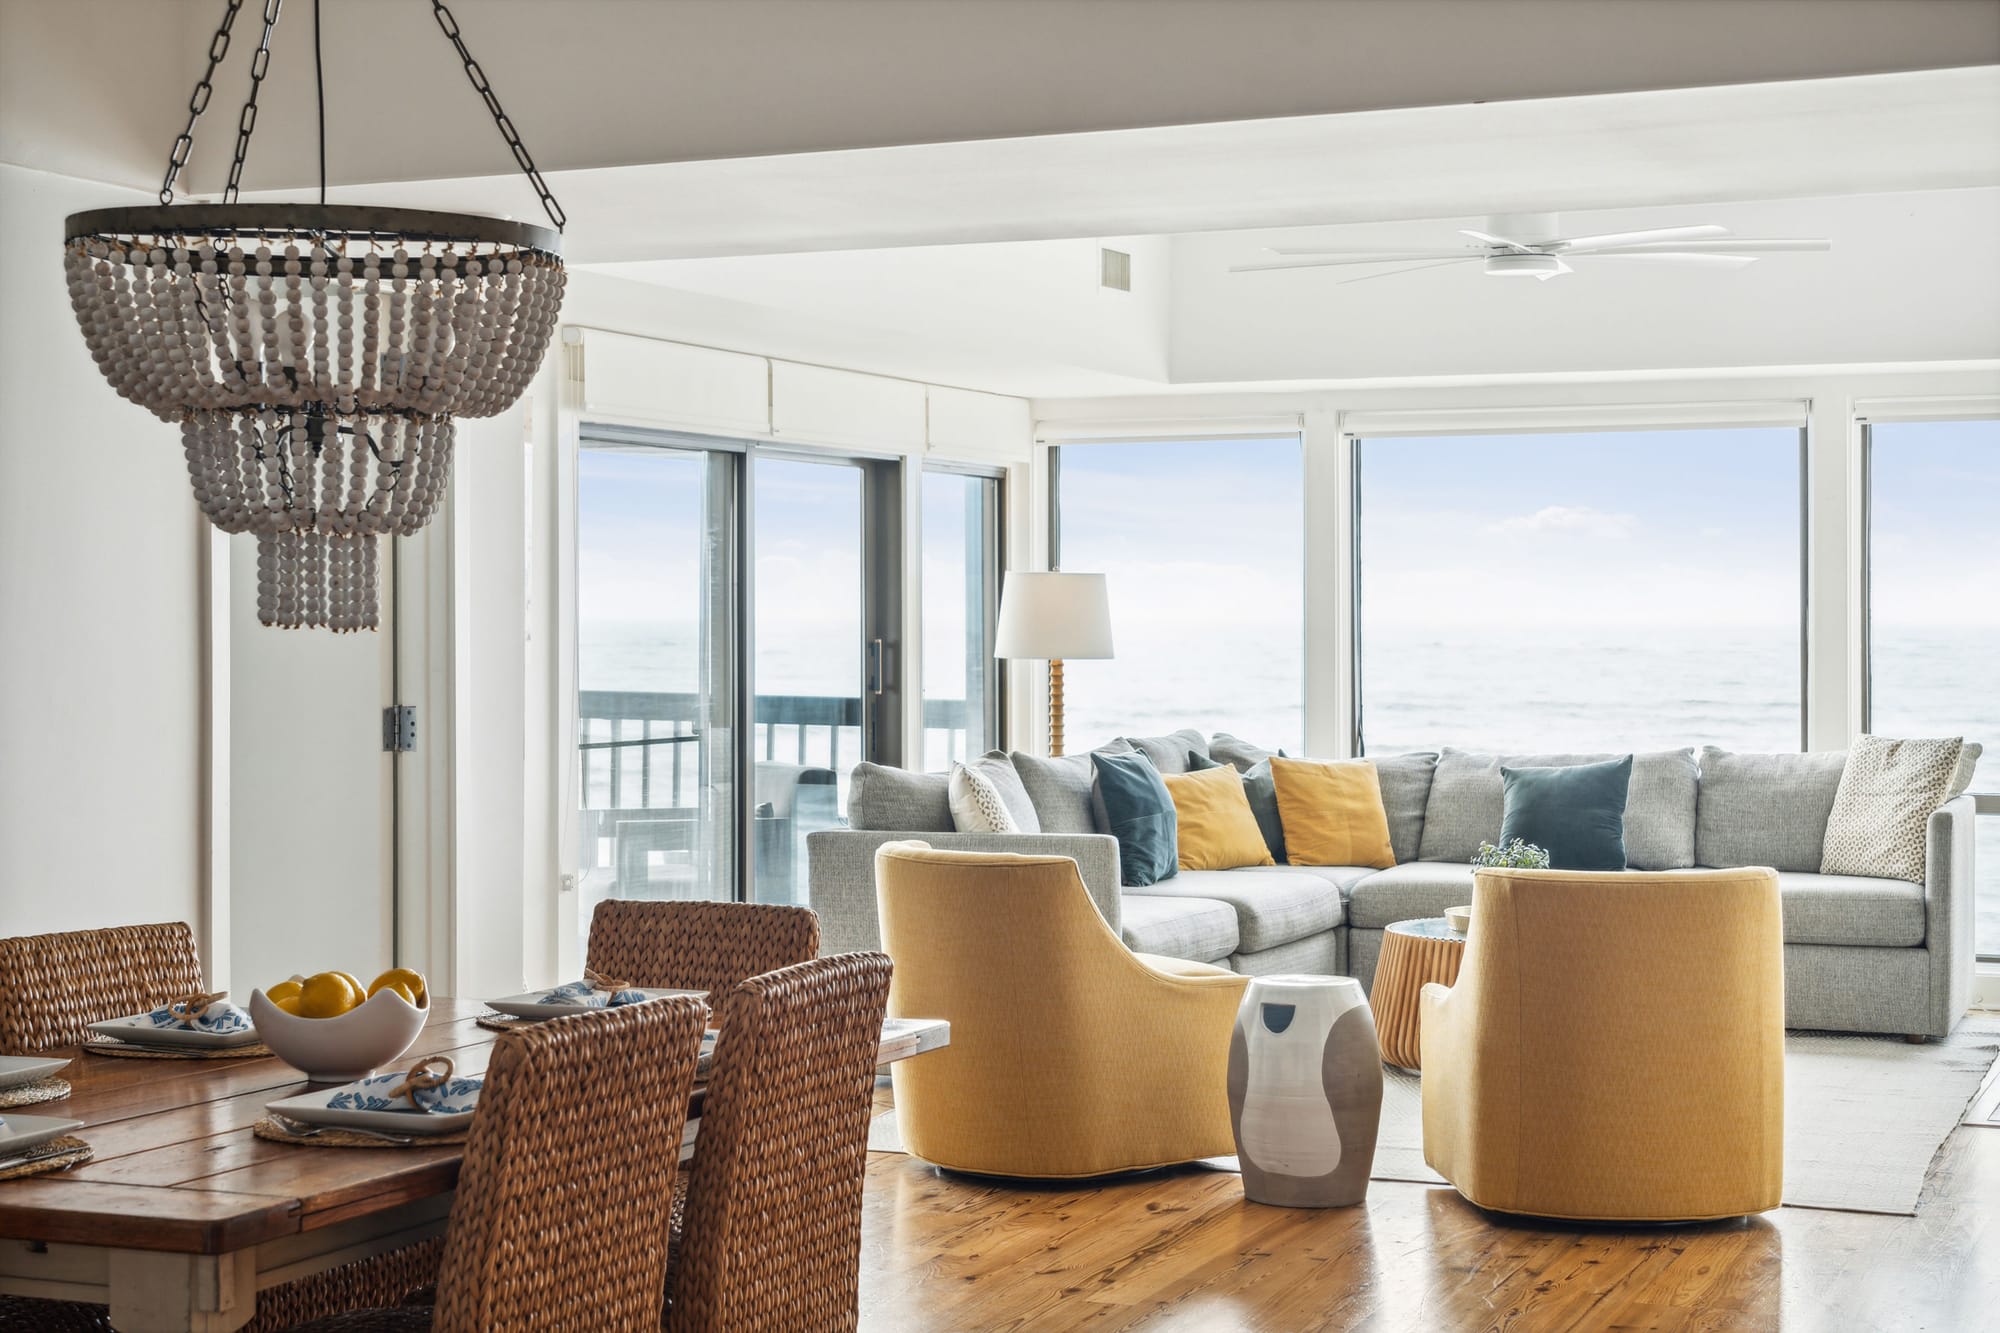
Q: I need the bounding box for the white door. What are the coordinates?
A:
[228,534,396,992]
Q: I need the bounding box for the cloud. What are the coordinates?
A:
[1486,505,1639,539]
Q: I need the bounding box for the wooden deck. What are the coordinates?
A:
[856,1084,2000,1332]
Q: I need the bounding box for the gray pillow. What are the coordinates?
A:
[1952,741,1985,798]
[965,750,1041,833]
[1210,732,1280,773]
[1119,729,1209,775]
[847,762,952,832]
[1695,747,1847,872]
[1370,751,1439,865]
[1239,758,1288,864]
[1011,740,1134,834]
[1419,747,1697,870]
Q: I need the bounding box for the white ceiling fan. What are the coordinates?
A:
[1230,212,1831,283]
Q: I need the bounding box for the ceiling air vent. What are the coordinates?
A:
[1100,247,1132,292]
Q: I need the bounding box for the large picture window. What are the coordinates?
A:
[1356,426,1804,755]
[1052,437,1304,753]
[921,468,1002,768]
[1866,416,1999,959]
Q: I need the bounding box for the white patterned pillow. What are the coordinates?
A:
[1820,736,1965,883]
[949,762,1019,833]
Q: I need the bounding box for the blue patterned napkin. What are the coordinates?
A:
[146,994,252,1034]
[326,1057,482,1115]
[536,978,649,1009]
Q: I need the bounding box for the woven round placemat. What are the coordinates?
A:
[0,1077,71,1108]
[253,1115,468,1149]
[476,1014,540,1033]
[84,1038,273,1061]
[0,1135,92,1180]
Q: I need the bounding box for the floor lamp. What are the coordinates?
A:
[995,572,1114,757]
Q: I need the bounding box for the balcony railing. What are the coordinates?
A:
[578,690,971,812]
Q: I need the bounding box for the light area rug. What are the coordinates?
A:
[867,1015,2000,1217]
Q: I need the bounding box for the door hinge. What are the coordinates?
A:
[383,705,418,753]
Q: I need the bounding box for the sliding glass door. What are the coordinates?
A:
[577,431,933,931]
[921,468,1002,767]
[752,457,867,905]
[576,444,740,912]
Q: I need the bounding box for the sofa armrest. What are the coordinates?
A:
[806,829,1122,955]
[1924,795,1978,1035]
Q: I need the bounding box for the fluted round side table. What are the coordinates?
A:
[1369,918,1467,1071]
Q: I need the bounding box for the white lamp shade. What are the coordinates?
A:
[995,572,1114,660]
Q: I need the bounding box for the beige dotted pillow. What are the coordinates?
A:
[1820,736,1965,883]
[948,762,1019,833]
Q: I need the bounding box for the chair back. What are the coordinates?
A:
[1437,866,1784,1218]
[0,922,205,1052]
[666,952,893,1333]
[587,899,819,995]
[430,995,710,1333]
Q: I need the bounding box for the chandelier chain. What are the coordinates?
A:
[429,0,567,232]
[223,0,286,205]
[159,0,248,205]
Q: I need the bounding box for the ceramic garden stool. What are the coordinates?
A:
[1369,917,1468,1071]
[1227,974,1384,1208]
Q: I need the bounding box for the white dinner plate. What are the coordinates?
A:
[0,1055,70,1090]
[267,1085,475,1137]
[484,987,705,1021]
[87,1013,263,1050]
[0,1113,87,1161]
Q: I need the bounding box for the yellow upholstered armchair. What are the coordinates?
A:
[1421,866,1785,1223]
[874,840,1249,1177]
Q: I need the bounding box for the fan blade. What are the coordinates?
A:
[1460,228,1536,253]
[1556,224,1729,251]
[1579,238,1831,255]
[1231,254,1479,273]
[1336,258,1488,284]
[1587,252,1758,268]
[1534,258,1572,281]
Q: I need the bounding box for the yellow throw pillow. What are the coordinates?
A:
[1268,756,1396,869]
[1161,766,1276,871]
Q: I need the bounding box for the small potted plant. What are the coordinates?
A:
[1452,840,1552,932]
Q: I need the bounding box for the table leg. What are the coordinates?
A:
[108,1250,257,1333]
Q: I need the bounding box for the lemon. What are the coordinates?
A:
[266,977,304,1005]
[298,971,362,1019]
[272,994,304,1016]
[368,968,427,1008]
[333,971,368,999]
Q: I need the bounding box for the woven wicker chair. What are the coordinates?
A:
[284,995,710,1333]
[664,951,893,1333]
[0,923,447,1333]
[586,899,820,996]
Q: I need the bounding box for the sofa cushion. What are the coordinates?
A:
[1695,747,1846,872]
[1821,735,1966,883]
[1346,861,1479,930]
[1163,765,1276,871]
[1419,748,1696,870]
[1120,894,1239,963]
[847,762,952,832]
[1090,750,1178,886]
[1133,865,1352,953]
[1500,756,1633,871]
[965,751,1040,833]
[1776,871,1926,947]
[948,762,1020,833]
[1011,741,1134,834]
[1119,729,1210,775]
[1210,732,1281,772]
[1372,751,1439,865]
[1270,757,1396,869]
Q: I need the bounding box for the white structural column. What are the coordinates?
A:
[1804,388,1864,751]
[1304,410,1354,758]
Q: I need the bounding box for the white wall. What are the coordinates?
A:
[0,163,206,943]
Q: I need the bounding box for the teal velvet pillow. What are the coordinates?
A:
[1192,749,1288,865]
[1499,755,1633,871]
[1091,750,1179,886]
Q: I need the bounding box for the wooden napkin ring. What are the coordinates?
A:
[387,1055,454,1105]
[582,968,634,994]
[169,991,229,1022]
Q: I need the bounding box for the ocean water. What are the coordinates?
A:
[581,618,1999,954]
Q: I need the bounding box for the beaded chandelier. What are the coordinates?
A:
[64,0,566,631]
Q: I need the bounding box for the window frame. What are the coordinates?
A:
[920,459,1007,766]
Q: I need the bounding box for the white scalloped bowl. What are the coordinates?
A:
[1444,905,1472,935]
[249,986,428,1083]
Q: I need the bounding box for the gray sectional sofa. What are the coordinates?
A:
[806,732,1977,1039]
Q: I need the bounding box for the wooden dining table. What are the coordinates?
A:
[0,997,948,1332]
